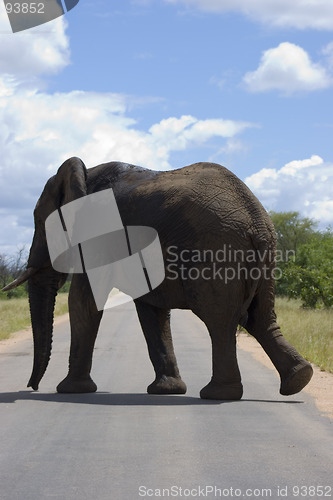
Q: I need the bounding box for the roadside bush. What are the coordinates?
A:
[276,231,333,309]
[3,283,28,300]
[0,248,28,299]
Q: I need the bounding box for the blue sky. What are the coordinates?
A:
[1,0,333,254]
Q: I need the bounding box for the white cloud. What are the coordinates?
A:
[0,85,254,252]
[243,42,332,95]
[164,0,333,30]
[322,41,333,69]
[0,76,16,97]
[148,116,252,156]
[245,155,333,227]
[0,87,254,180]
[0,4,70,84]
[279,155,324,176]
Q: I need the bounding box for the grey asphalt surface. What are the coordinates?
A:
[0,301,332,500]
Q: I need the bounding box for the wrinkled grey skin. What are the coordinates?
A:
[8,157,313,399]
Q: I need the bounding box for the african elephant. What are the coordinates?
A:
[3,157,313,400]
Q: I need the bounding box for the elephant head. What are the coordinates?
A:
[3,157,87,390]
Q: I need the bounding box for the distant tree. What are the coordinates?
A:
[0,254,11,290]
[269,211,318,256]
[9,246,27,277]
[0,247,28,299]
[276,228,333,308]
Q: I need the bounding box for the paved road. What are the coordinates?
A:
[0,301,332,500]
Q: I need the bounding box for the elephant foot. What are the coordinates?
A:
[147,376,187,395]
[57,375,97,394]
[200,380,243,400]
[280,361,313,396]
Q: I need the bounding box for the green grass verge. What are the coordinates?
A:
[0,293,68,341]
[275,297,333,373]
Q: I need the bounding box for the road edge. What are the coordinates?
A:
[237,332,333,421]
[0,313,69,353]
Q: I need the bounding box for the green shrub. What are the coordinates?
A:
[275,229,333,309]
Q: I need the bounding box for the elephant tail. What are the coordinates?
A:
[239,238,275,328]
[239,277,259,328]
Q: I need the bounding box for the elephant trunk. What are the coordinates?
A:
[27,268,66,390]
[23,157,87,390]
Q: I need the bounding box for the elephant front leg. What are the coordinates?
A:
[57,274,103,393]
[135,301,187,395]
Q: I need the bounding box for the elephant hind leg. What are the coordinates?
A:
[190,285,244,400]
[245,287,313,395]
[199,315,243,401]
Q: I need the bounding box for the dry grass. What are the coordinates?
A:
[275,297,333,373]
[0,293,68,341]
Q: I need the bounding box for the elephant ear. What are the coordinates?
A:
[53,156,88,207]
[24,156,88,273]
